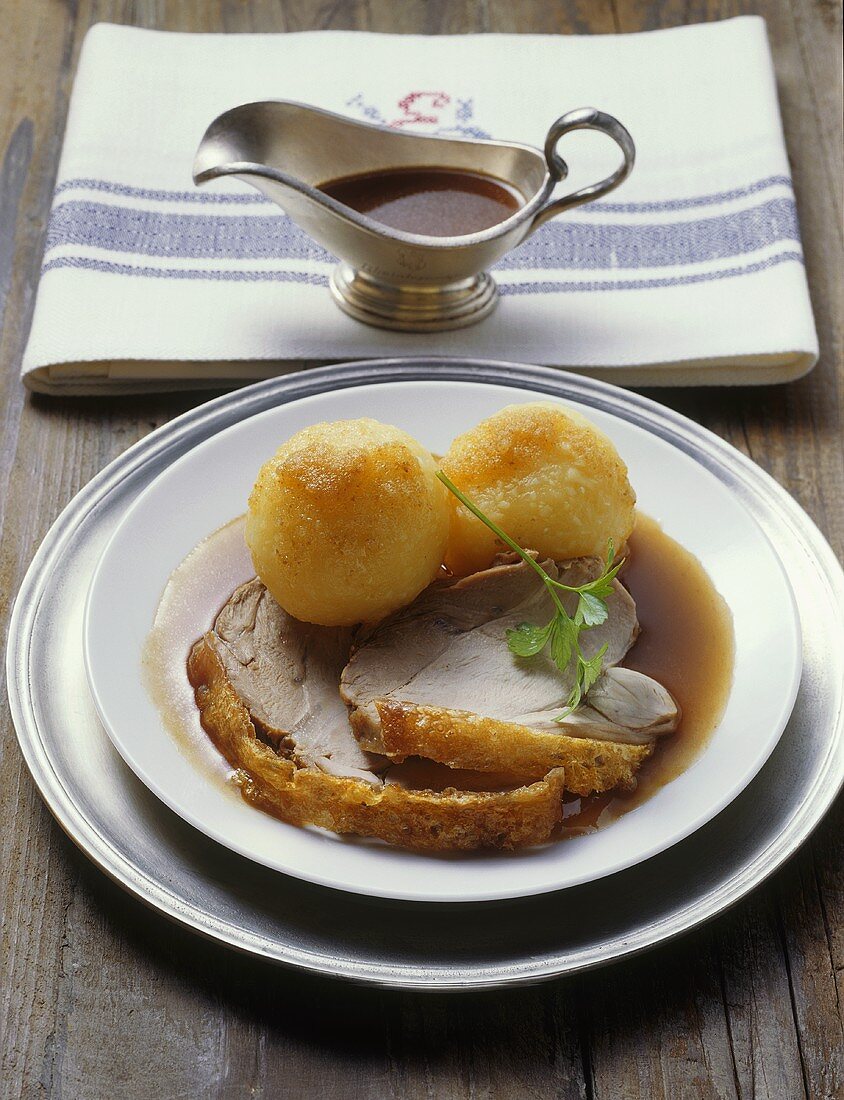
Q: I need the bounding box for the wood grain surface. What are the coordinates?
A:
[1,2,842,1097]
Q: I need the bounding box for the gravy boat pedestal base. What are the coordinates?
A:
[330,265,498,332]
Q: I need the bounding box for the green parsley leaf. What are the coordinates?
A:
[563,680,583,716]
[549,615,578,672]
[506,621,553,657]
[581,643,608,694]
[578,591,609,627]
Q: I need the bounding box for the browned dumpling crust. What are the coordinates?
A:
[441,402,636,575]
[246,418,449,626]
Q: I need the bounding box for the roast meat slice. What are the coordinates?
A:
[554,666,680,744]
[205,577,384,781]
[188,580,569,850]
[342,555,639,736]
[340,556,680,790]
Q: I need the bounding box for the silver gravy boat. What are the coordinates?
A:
[193,101,634,331]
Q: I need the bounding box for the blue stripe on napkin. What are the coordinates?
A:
[53,173,793,213]
[41,249,802,295]
[45,196,799,271]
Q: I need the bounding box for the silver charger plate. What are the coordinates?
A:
[7,359,844,990]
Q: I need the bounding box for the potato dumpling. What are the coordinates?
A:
[246,418,449,626]
[441,402,636,575]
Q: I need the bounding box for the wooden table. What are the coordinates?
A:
[1,3,841,1097]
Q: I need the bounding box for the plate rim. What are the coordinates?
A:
[81,378,803,903]
[7,357,844,988]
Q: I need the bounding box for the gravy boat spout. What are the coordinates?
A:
[193,100,635,331]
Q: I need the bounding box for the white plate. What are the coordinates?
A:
[84,381,802,903]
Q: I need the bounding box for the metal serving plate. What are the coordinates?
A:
[7,360,844,989]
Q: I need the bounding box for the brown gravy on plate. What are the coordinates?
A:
[318,167,522,237]
[143,516,253,791]
[144,513,734,832]
[563,513,734,830]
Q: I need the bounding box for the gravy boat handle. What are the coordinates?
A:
[529,108,635,234]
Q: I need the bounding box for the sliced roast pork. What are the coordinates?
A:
[556,666,679,744]
[340,556,680,793]
[188,578,569,850]
[204,577,384,782]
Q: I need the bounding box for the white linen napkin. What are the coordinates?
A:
[21,18,817,394]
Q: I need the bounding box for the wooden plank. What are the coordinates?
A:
[0,3,95,1094]
[774,850,844,1100]
[583,937,740,1099]
[717,894,808,1099]
[384,987,587,1100]
[485,0,618,33]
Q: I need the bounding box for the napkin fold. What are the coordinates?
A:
[21,18,817,394]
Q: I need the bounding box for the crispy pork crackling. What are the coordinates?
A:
[187,579,566,851]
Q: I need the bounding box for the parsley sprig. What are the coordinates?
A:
[436,471,623,718]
